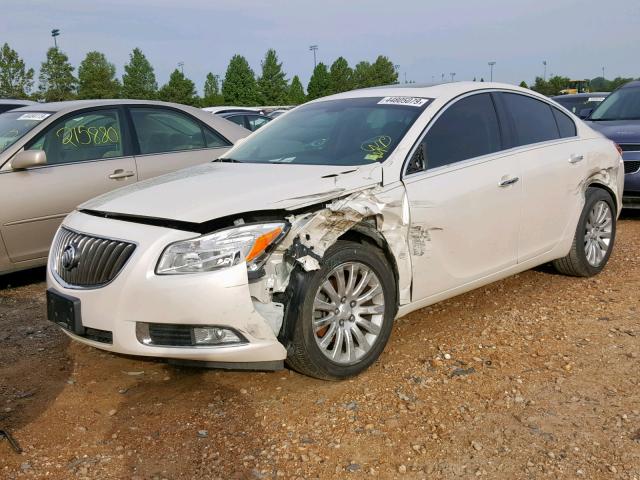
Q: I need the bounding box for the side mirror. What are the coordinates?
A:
[10,150,47,170]
[578,108,593,120]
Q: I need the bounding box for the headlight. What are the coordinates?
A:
[156,222,287,275]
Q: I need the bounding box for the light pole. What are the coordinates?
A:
[178,62,184,74]
[602,66,605,80]
[488,61,496,82]
[441,73,445,82]
[543,60,547,81]
[309,45,318,68]
[51,29,60,49]
[450,72,456,82]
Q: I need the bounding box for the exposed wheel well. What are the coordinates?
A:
[337,219,400,299]
[587,182,617,213]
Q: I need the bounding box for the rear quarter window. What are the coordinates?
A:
[552,108,577,138]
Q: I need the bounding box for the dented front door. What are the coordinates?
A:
[403,153,522,301]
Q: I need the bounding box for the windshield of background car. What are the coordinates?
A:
[590,87,640,120]
[0,111,50,153]
[222,96,432,166]
[555,96,605,115]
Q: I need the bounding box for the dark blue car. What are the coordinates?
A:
[586,80,640,208]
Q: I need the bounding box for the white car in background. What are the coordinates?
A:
[47,83,623,379]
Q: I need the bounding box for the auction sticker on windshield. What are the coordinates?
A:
[17,113,51,121]
[378,96,430,107]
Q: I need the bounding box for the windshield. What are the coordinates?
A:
[221,96,431,166]
[590,86,640,121]
[0,111,50,153]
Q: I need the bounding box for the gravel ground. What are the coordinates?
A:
[1,214,639,480]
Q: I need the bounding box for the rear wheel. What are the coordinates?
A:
[553,188,616,277]
[284,240,396,380]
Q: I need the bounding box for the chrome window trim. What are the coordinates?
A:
[402,88,580,179]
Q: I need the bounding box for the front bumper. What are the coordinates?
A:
[46,211,287,365]
[623,153,640,208]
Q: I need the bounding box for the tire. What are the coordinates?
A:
[553,188,616,277]
[284,240,397,380]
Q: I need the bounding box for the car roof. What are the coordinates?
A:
[620,80,640,89]
[8,99,202,114]
[202,106,262,114]
[311,81,546,104]
[0,99,37,105]
[551,92,609,99]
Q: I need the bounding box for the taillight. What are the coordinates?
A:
[615,143,623,156]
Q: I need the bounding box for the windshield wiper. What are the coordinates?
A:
[214,158,244,163]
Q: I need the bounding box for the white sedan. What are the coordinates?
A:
[46,82,624,379]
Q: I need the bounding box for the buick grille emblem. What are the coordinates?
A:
[61,244,80,271]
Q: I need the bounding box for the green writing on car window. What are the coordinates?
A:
[361,135,391,160]
[56,126,120,147]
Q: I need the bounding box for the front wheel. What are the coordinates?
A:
[553,188,617,277]
[284,240,397,380]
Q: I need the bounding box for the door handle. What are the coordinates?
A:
[569,154,584,164]
[498,176,519,187]
[109,169,135,180]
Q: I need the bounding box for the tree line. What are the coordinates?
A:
[0,42,398,107]
[519,75,638,96]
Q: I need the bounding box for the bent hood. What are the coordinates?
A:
[80,162,383,223]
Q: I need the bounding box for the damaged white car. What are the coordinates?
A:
[46,83,624,379]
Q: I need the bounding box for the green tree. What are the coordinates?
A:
[519,81,529,89]
[609,76,635,91]
[328,57,353,94]
[0,43,34,98]
[222,54,259,106]
[77,51,120,99]
[307,62,331,100]
[352,61,373,89]
[369,55,398,86]
[38,47,77,102]
[122,48,157,99]
[202,72,223,106]
[257,49,288,104]
[532,75,571,96]
[288,75,306,104]
[158,69,198,106]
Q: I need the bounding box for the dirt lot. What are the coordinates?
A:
[1,214,639,480]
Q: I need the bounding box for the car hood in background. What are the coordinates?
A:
[587,120,640,144]
[80,162,382,224]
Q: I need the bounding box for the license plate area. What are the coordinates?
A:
[47,289,84,335]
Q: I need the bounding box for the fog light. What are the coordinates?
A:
[193,327,242,345]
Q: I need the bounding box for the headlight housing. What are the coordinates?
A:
[156,222,287,275]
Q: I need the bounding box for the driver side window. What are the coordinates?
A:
[407,93,502,174]
[28,109,124,165]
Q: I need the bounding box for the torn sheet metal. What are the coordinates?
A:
[249,184,415,337]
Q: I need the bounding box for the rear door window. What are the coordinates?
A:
[28,109,124,165]
[501,93,560,146]
[416,93,502,171]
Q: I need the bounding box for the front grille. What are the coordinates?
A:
[619,144,640,152]
[51,227,136,288]
[148,324,193,346]
[624,161,640,174]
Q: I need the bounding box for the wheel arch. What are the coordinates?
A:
[586,181,618,214]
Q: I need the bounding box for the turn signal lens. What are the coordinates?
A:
[245,227,283,262]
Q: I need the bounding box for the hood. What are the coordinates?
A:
[80,162,383,223]
[587,120,640,144]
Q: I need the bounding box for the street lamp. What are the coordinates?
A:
[543,60,547,81]
[309,45,318,68]
[178,62,184,74]
[51,29,60,49]
[488,61,496,82]
[602,66,605,80]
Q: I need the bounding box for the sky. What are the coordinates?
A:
[1,0,639,94]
